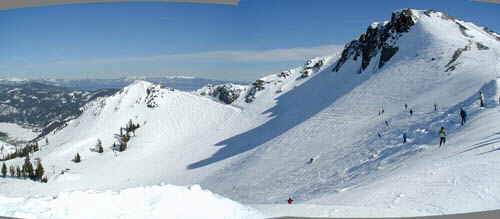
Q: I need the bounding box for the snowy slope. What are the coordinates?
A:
[0,9,499,217]
[201,9,500,206]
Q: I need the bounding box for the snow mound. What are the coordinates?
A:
[0,184,265,219]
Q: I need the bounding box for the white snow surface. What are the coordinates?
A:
[0,184,264,219]
[1,9,500,218]
[0,123,39,141]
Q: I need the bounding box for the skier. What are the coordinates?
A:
[479,91,485,107]
[385,120,389,127]
[287,197,294,204]
[307,157,315,164]
[377,132,382,138]
[439,126,447,147]
[403,133,408,143]
[434,103,438,112]
[459,108,467,126]
[404,103,408,111]
[409,109,413,116]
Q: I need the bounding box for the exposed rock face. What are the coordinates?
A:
[144,85,162,108]
[333,9,417,73]
[446,41,473,72]
[245,80,266,103]
[476,42,489,50]
[213,85,243,104]
[201,84,243,104]
[483,27,500,41]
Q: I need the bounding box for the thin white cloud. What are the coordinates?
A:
[55,45,344,65]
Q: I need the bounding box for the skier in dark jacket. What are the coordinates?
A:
[409,109,413,116]
[403,133,408,143]
[439,127,447,147]
[459,108,467,126]
[479,91,485,107]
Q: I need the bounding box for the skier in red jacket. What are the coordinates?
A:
[287,197,293,204]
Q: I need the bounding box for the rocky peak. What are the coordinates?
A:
[333,9,418,73]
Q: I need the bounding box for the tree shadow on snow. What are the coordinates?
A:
[187,66,372,169]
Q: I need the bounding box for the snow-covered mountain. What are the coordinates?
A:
[1,9,500,218]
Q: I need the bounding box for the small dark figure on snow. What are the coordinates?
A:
[377,132,382,138]
[378,107,384,116]
[385,120,389,127]
[459,108,467,126]
[409,109,413,116]
[307,157,315,164]
[288,197,294,204]
[434,104,438,112]
[404,103,408,111]
[479,91,485,107]
[403,133,408,143]
[439,127,447,147]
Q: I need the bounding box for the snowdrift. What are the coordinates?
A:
[0,184,265,219]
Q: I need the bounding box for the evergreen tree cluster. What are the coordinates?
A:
[72,153,81,163]
[112,119,140,152]
[0,142,40,161]
[90,139,104,153]
[1,155,47,183]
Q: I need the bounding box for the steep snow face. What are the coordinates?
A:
[200,9,500,207]
[0,184,265,219]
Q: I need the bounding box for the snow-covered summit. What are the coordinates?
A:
[334,8,499,73]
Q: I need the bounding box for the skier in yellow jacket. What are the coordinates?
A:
[439,127,447,147]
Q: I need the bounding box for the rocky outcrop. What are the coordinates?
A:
[333,9,417,73]
[144,85,162,108]
[245,80,266,103]
[483,27,500,41]
[445,41,472,72]
[201,84,243,104]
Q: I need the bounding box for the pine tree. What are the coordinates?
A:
[9,165,15,177]
[22,155,34,180]
[33,142,40,152]
[72,153,81,163]
[1,163,6,178]
[35,160,44,181]
[96,139,103,153]
[16,166,21,178]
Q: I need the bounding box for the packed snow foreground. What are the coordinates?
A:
[0,184,265,219]
[1,8,500,218]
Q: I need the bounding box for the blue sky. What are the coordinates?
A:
[0,0,498,81]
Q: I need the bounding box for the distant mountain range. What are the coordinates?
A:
[0,77,248,91]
